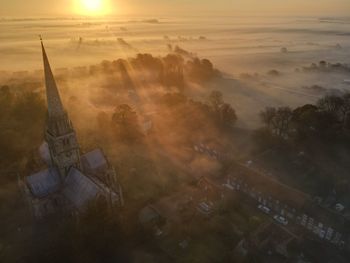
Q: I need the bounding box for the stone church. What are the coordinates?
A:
[20,40,123,219]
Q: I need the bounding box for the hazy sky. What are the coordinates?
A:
[1,0,350,16]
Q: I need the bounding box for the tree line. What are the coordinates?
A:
[258,93,350,142]
[0,85,45,169]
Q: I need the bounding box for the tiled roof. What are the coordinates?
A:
[26,168,61,198]
[63,167,101,209]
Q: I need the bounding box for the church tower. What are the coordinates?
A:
[41,39,81,178]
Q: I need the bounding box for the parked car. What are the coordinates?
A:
[258,204,271,214]
[273,215,288,225]
[197,201,213,215]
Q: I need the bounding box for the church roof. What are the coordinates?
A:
[26,168,61,198]
[41,40,65,118]
[82,148,108,172]
[39,141,51,165]
[63,167,101,210]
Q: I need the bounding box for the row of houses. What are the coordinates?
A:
[193,142,232,162]
[224,164,348,248]
[138,176,225,237]
[191,141,349,249]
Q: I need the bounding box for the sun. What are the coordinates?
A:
[82,0,102,11]
[75,0,109,15]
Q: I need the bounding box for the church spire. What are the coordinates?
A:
[40,36,81,176]
[41,37,65,118]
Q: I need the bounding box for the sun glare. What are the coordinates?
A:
[76,0,109,15]
[83,0,101,11]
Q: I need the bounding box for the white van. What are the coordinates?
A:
[258,204,271,214]
[273,215,288,225]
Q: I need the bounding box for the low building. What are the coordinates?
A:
[234,222,300,262]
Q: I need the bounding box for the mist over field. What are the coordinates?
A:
[1,16,350,128]
[2,12,350,262]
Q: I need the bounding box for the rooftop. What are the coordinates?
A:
[26,168,61,198]
[82,148,108,172]
[63,167,101,210]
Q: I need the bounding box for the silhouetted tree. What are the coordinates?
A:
[208,90,224,113]
[0,89,45,165]
[0,85,14,118]
[273,107,293,138]
[162,54,185,89]
[260,106,292,138]
[112,104,141,141]
[186,57,220,82]
[220,103,237,127]
[339,93,350,126]
[207,90,237,128]
[317,95,344,117]
[260,107,277,129]
[112,104,137,125]
[291,104,319,139]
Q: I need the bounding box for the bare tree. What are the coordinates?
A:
[339,93,350,125]
[260,107,277,129]
[317,94,350,128]
[317,95,344,116]
[272,107,293,138]
[260,106,292,138]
